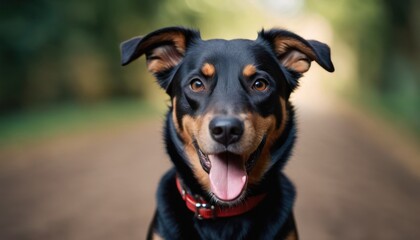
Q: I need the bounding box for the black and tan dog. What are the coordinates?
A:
[120,27,334,239]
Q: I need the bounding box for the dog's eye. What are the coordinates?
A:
[190,79,205,92]
[252,79,269,92]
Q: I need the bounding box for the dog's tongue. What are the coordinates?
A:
[208,153,247,201]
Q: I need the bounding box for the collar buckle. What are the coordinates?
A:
[194,202,215,220]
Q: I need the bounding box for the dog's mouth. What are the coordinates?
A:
[194,137,266,202]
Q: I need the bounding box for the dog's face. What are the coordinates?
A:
[121,27,333,204]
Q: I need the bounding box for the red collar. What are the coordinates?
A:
[176,177,266,219]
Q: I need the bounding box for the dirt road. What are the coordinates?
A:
[1,79,419,239]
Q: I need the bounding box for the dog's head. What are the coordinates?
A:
[121,27,334,204]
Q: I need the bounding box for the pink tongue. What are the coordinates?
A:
[208,153,247,201]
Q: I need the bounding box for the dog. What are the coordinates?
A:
[120,26,334,239]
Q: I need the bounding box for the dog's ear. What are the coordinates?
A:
[120,27,200,90]
[257,28,334,76]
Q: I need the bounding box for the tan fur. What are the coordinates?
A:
[150,232,164,240]
[243,64,257,77]
[173,97,288,193]
[281,50,311,73]
[144,32,187,73]
[144,32,186,55]
[201,63,216,78]
[273,36,319,74]
[274,36,316,60]
[172,97,180,132]
[285,229,298,240]
[246,113,276,184]
[173,97,210,189]
[248,97,288,185]
[180,114,212,191]
[147,45,183,73]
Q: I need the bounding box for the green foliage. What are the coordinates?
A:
[0,99,160,146]
[308,0,420,136]
[1,0,418,138]
[0,0,198,113]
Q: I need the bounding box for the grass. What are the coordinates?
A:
[0,99,164,147]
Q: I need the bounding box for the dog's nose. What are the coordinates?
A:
[209,117,244,145]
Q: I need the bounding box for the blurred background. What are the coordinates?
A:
[0,0,419,239]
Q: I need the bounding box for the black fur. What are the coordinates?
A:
[148,111,298,239]
[121,26,334,239]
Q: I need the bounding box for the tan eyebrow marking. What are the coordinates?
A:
[243,64,257,77]
[201,63,215,78]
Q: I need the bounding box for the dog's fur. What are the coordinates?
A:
[120,27,334,239]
